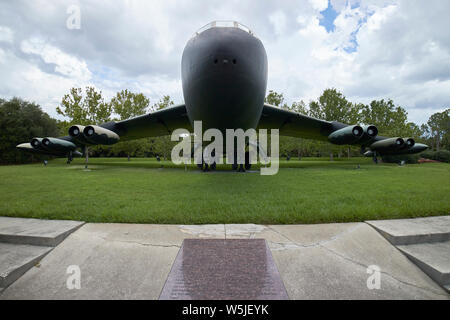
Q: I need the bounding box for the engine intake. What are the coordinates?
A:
[359,125,378,144]
[328,125,363,145]
[404,138,415,148]
[68,125,92,144]
[30,138,43,149]
[83,125,120,145]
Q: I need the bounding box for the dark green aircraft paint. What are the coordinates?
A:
[16,21,427,166]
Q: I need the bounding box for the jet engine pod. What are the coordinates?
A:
[42,137,77,152]
[406,143,428,154]
[69,125,91,144]
[328,125,363,145]
[83,125,120,145]
[359,125,378,144]
[30,138,43,149]
[404,138,415,149]
[369,137,404,152]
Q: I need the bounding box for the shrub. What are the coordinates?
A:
[381,154,420,164]
[420,150,450,163]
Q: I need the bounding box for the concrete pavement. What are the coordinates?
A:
[1,221,448,299]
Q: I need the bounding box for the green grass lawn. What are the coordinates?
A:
[0,157,448,224]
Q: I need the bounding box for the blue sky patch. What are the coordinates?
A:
[319,0,338,32]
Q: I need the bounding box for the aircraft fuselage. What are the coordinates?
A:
[181,26,268,134]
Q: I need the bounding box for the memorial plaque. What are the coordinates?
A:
[159,239,289,300]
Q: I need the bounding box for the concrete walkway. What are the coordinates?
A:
[1,221,448,299]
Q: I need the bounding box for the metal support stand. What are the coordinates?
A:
[84,146,89,169]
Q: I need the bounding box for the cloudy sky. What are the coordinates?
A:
[0,0,449,124]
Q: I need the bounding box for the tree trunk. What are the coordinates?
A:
[347,147,350,159]
[329,152,333,161]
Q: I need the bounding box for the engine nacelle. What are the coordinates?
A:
[83,125,120,145]
[363,150,373,157]
[403,137,415,149]
[42,137,77,153]
[406,143,428,154]
[30,137,43,149]
[359,125,378,144]
[21,141,65,156]
[369,137,405,152]
[328,125,363,145]
[68,125,92,145]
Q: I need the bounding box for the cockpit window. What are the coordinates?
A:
[193,21,256,38]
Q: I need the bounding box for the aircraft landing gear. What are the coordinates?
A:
[372,151,378,164]
[197,160,216,172]
[244,151,251,170]
[84,146,89,169]
[67,151,73,164]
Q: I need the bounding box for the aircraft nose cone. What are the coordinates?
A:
[182,27,268,132]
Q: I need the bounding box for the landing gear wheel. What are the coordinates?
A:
[203,163,210,172]
[244,151,251,170]
[210,162,216,170]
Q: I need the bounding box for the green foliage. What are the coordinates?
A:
[56,87,112,125]
[148,96,176,160]
[420,150,450,163]
[108,90,151,158]
[309,88,360,124]
[110,89,149,120]
[360,99,411,137]
[421,109,449,151]
[264,90,288,108]
[381,154,420,164]
[0,98,59,164]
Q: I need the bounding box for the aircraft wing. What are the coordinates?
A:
[257,103,334,141]
[17,104,192,157]
[99,103,192,141]
[257,103,428,155]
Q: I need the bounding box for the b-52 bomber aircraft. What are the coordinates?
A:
[17,21,428,171]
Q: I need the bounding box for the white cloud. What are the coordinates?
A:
[0,0,448,126]
[308,0,329,12]
[0,26,14,43]
[269,10,287,36]
[20,38,92,82]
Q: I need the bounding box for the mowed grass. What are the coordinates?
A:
[0,157,448,224]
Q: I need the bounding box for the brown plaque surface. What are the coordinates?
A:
[159,239,289,300]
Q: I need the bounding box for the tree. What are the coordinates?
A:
[265,90,288,108]
[309,88,360,159]
[309,88,360,124]
[424,109,449,151]
[149,96,176,160]
[56,86,112,125]
[110,89,149,120]
[0,98,59,164]
[360,99,409,136]
[264,90,309,159]
[109,90,150,160]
